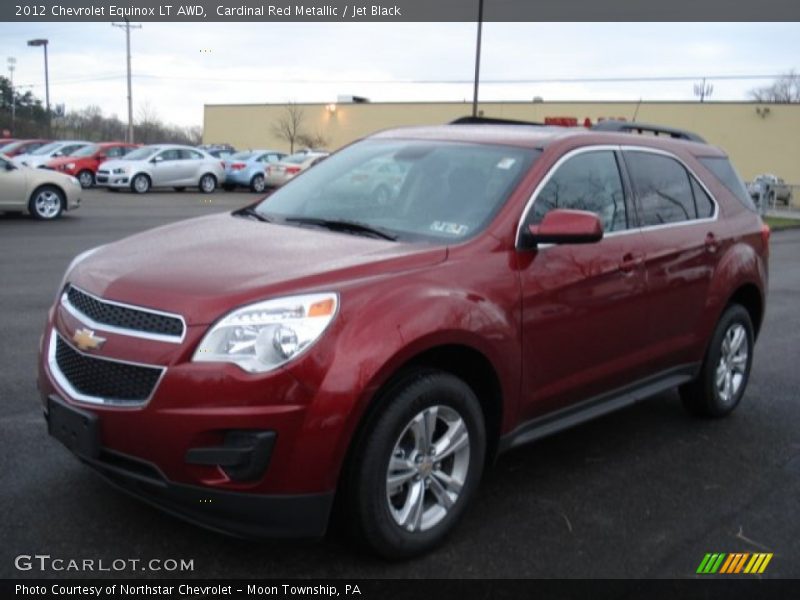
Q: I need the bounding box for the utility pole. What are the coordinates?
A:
[112,19,141,143]
[7,57,16,135]
[471,0,484,118]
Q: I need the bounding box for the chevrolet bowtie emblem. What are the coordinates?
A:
[72,328,106,351]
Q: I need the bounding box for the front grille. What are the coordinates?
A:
[65,285,184,339]
[54,334,162,404]
[98,169,110,175]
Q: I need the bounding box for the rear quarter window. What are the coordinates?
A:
[699,156,756,212]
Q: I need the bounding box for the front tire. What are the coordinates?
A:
[77,170,94,189]
[343,370,485,559]
[28,186,65,220]
[680,304,754,418]
[199,173,217,193]
[131,174,151,194]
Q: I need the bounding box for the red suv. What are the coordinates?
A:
[39,119,768,558]
[45,142,139,188]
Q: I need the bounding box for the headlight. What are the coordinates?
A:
[112,167,126,174]
[193,293,338,373]
[65,163,75,170]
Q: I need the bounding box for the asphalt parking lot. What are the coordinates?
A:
[1,189,799,579]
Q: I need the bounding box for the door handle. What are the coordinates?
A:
[619,252,643,274]
[704,232,720,254]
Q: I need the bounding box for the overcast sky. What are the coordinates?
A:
[0,22,797,127]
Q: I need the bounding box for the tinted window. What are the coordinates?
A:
[529,151,628,232]
[181,149,204,160]
[105,146,125,158]
[699,156,756,212]
[626,152,696,226]
[691,178,715,218]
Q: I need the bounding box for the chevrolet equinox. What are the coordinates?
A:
[39,118,769,558]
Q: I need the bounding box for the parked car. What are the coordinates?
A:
[0,138,51,157]
[0,153,81,219]
[14,140,92,168]
[198,143,236,159]
[221,149,287,193]
[326,155,409,205]
[0,137,16,146]
[748,173,792,206]
[39,119,768,558]
[95,144,225,193]
[264,150,329,187]
[44,142,139,188]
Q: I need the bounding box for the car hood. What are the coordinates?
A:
[70,212,447,325]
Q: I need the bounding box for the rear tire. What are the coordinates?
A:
[28,186,65,220]
[250,174,266,193]
[199,173,216,193]
[342,369,485,559]
[680,304,754,418]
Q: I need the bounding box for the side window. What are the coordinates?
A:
[264,154,280,163]
[529,151,628,232]
[182,149,204,160]
[625,152,696,226]
[691,178,715,219]
[159,149,181,161]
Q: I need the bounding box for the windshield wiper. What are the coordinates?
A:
[284,217,398,241]
[234,206,272,223]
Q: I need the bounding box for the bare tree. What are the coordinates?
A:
[271,103,305,153]
[749,70,800,103]
[297,129,329,150]
[136,101,161,143]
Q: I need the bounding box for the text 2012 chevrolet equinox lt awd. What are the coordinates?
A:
[39,119,769,558]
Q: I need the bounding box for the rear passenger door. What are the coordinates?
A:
[622,149,720,372]
[518,148,651,421]
[179,149,206,183]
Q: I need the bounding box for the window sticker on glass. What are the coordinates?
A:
[430,221,469,236]
[496,158,517,170]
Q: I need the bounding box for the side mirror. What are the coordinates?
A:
[52,151,63,157]
[151,155,163,164]
[522,209,604,248]
[5,161,16,171]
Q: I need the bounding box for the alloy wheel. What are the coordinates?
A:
[716,323,749,404]
[33,190,62,219]
[386,405,470,533]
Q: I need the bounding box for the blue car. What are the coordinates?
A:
[222,149,287,193]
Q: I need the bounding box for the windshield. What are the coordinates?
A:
[124,146,161,160]
[31,142,62,155]
[255,140,539,243]
[72,144,100,157]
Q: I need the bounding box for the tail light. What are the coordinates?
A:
[761,222,771,252]
[230,162,246,171]
[285,166,301,175]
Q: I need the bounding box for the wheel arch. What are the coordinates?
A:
[725,282,764,339]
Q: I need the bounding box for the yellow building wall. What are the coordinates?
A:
[204,101,800,183]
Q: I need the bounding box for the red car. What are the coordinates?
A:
[0,138,50,157]
[45,142,139,188]
[39,119,768,558]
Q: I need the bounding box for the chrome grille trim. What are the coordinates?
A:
[47,330,166,407]
[61,284,186,344]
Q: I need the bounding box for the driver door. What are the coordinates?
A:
[0,156,28,209]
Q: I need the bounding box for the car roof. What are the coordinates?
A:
[369,124,726,158]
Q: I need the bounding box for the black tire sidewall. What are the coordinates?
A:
[700,305,754,417]
[349,370,486,559]
[77,170,94,188]
[251,174,266,193]
[131,174,150,194]
[28,186,64,220]
[199,174,216,193]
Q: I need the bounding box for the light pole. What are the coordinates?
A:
[27,38,50,133]
[471,0,484,118]
[7,57,16,135]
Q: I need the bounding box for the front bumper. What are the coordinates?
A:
[95,173,130,188]
[44,400,333,538]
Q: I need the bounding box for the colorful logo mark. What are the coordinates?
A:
[697,553,773,575]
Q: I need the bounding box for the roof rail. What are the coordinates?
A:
[591,120,706,143]
[450,116,545,127]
